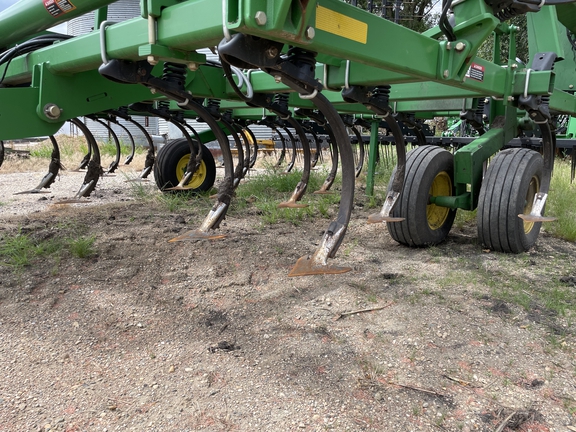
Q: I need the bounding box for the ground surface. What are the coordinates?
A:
[0,160,576,432]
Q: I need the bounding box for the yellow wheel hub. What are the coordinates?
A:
[427,171,452,230]
[523,175,540,234]
[176,154,207,189]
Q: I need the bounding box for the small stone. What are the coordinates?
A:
[18,403,26,410]
[423,402,429,408]
[44,424,51,431]
[168,365,175,373]
[374,392,383,401]
[298,423,305,428]
[184,368,192,372]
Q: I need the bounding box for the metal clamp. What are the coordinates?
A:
[523,68,533,99]
[99,20,117,65]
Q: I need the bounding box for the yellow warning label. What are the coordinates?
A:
[315,5,368,44]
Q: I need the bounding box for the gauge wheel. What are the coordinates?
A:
[477,148,543,253]
[154,138,216,193]
[387,145,456,246]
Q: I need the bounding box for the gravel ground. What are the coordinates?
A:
[0,156,575,432]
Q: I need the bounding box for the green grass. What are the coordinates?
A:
[67,235,97,258]
[232,167,342,225]
[546,159,576,242]
[0,230,98,271]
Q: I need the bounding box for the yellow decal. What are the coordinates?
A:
[315,5,368,44]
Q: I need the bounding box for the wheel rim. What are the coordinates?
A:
[523,175,540,234]
[427,171,452,230]
[176,155,207,189]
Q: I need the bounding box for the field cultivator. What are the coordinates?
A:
[1,0,576,275]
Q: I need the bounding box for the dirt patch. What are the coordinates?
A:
[0,168,575,431]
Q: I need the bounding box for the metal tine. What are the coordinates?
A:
[15,135,65,195]
[88,116,121,175]
[168,98,235,242]
[54,118,103,204]
[120,115,156,181]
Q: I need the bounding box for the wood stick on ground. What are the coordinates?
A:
[494,411,516,432]
[334,302,393,320]
[388,381,445,398]
[442,374,474,387]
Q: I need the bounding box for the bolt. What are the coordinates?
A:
[305,26,315,40]
[187,62,198,72]
[484,98,490,104]
[511,63,518,69]
[446,42,452,50]
[266,46,279,59]
[150,88,157,94]
[43,103,62,120]
[274,75,282,84]
[255,11,267,26]
[455,42,466,52]
[443,70,450,79]
[138,68,147,76]
[507,96,515,102]
[570,84,574,89]
[147,55,159,66]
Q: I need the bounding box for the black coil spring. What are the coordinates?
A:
[157,100,170,111]
[274,93,290,110]
[495,7,519,21]
[162,62,187,87]
[372,85,391,99]
[475,98,486,117]
[286,47,316,69]
[207,99,221,111]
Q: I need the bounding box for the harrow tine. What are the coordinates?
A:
[289,92,355,276]
[302,123,321,169]
[368,113,406,223]
[314,123,338,195]
[71,119,103,198]
[280,125,297,174]
[0,140,4,169]
[277,117,312,209]
[129,118,155,180]
[233,122,251,179]
[15,136,65,194]
[106,115,136,165]
[274,127,287,168]
[350,126,365,177]
[167,98,235,242]
[518,120,557,223]
[89,116,120,174]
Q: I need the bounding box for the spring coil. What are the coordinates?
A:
[207,99,221,111]
[162,62,187,87]
[475,98,486,117]
[274,94,290,110]
[157,100,170,111]
[286,47,316,68]
[495,7,519,21]
[372,85,391,101]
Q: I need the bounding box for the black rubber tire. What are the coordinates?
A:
[154,138,216,193]
[387,145,457,247]
[477,148,543,253]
